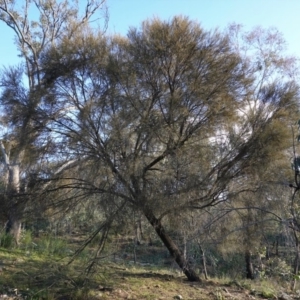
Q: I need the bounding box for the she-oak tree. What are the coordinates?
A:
[42,17,299,281]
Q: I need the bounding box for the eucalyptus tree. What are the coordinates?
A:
[47,17,299,281]
[0,0,107,243]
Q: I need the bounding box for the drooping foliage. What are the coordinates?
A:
[36,17,299,281]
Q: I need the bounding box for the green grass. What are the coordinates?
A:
[0,232,296,299]
[0,232,15,248]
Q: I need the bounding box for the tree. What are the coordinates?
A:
[0,0,107,243]
[41,16,299,281]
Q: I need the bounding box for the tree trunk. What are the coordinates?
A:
[265,246,270,260]
[143,208,201,282]
[292,229,300,290]
[5,164,22,245]
[198,242,208,280]
[245,249,254,279]
[5,214,21,245]
[275,239,279,256]
[135,218,143,245]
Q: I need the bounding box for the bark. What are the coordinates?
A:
[0,142,22,244]
[6,164,22,245]
[265,246,270,260]
[245,249,254,279]
[5,215,21,245]
[198,242,208,280]
[143,208,201,282]
[292,229,300,290]
[275,239,279,256]
[135,218,143,245]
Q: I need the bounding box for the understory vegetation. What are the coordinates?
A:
[0,224,299,300]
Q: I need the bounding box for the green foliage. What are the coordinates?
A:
[261,289,276,299]
[0,232,14,248]
[21,230,33,251]
[36,234,68,257]
[265,257,292,279]
[294,274,300,280]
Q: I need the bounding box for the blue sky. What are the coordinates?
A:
[1,0,300,67]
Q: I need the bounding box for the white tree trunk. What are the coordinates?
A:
[8,164,20,193]
[6,164,22,245]
[0,141,22,244]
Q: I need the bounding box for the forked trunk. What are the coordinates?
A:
[143,208,201,282]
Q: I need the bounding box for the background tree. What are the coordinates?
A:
[0,0,107,243]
